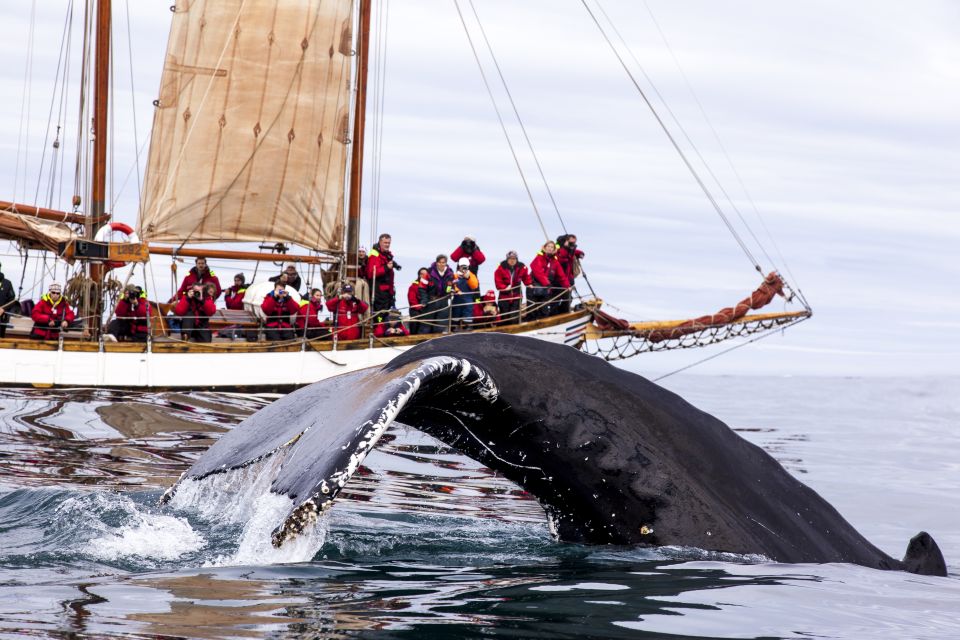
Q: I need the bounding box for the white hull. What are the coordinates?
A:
[0,313,590,390]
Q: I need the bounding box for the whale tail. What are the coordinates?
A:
[901,531,947,576]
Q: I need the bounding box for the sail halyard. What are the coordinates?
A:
[137,0,356,254]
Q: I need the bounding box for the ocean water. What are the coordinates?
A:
[0,375,957,638]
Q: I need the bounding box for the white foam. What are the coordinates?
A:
[167,451,327,566]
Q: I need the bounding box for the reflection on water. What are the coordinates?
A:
[0,377,957,639]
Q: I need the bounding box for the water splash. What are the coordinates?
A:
[167,451,327,566]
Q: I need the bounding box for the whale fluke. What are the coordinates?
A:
[163,333,948,577]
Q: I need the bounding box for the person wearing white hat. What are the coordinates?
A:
[451,257,479,330]
[30,283,76,340]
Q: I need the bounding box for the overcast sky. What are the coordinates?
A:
[0,1,957,377]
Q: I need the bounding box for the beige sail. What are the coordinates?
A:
[138,0,356,253]
[0,211,78,256]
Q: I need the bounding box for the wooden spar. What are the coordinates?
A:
[147,245,337,265]
[583,310,812,340]
[345,0,372,278]
[86,0,111,336]
[0,201,109,226]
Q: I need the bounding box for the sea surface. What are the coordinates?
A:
[0,375,957,639]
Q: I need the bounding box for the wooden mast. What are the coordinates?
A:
[345,0,372,278]
[87,0,111,335]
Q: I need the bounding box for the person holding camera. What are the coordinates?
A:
[373,308,410,338]
[452,258,479,330]
[450,235,485,277]
[30,283,76,340]
[269,264,303,294]
[296,288,330,340]
[529,240,571,320]
[556,234,585,313]
[171,256,221,302]
[108,284,149,341]
[261,282,301,341]
[366,233,398,316]
[174,283,216,342]
[325,283,368,341]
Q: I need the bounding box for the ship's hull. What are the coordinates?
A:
[0,311,591,390]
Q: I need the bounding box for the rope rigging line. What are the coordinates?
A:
[452,0,549,241]
[13,0,39,205]
[33,1,75,209]
[595,0,776,276]
[638,1,807,301]
[467,0,568,236]
[581,0,762,274]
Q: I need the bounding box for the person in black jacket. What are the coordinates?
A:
[0,262,17,339]
[269,264,303,294]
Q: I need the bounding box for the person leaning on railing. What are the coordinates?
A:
[529,240,571,320]
[174,283,216,343]
[30,283,76,340]
[296,288,330,340]
[407,267,430,335]
[373,308,410,338]
[261,282,301,341]
[493,250,531,325]
[107,284,149,342]
[424,255,455,334]
[326,283,368,341]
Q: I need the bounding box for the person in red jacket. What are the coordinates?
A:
[407,267,430,335]
[493,250,532,324]
[366,233,397,316]
[373,308,410,338]
[296,288,330,340]
[326,283,368,341]
[173,283,217,342]
[224,274,247,310]
[261,282,301,341]
[529,241,571,320]
[473,290,500,328]
[556,234,585,313]
[450,235,485,277]
[108,284,149,341]
[30,283,76,340]
[171,257,222,302]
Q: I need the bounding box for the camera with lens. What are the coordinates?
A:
[393,262,402,272]
[460,239,476,253]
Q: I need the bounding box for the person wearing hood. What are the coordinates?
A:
[326,283,368,341]
[407,267,431,335]
[0,262,16,339]
[224,273,248,310]
[171,257,222,302]
[451,257,479,330]
[424,254,455,334]
[450,235,486,276]
[529,240,570,319]
[30,283,76,340]
[493,250,532,324]
[296,288,330,340]
[108,284,149,341]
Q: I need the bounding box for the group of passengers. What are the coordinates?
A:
[362,232,584,335]
[16,232,584,343]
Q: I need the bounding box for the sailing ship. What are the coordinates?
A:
[0,1,810,390]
